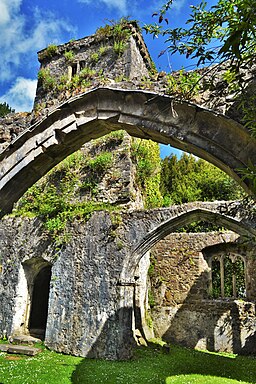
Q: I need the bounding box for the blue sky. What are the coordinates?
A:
[0,0,217,157]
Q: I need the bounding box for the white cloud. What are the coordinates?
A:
[0,0,75,83]
[0,0,21,25]
[0,0,76,111]
[171,0,186,12]
[78,0,127,14]
[0,77,37,112]
[0,2,10,24]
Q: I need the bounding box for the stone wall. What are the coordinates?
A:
[0,21,255,361]
[149,232,256,354]
[1,127,144,210]
[0,205,255,358]
[57,131,144,209]
[0,217,52,337]
[0,112,32,153]
[34,37,256,124]
[152,300,256,354]
[0,22,255,152]
[0,24,255,210]
[0,214,136,359]
[150,232,239,306]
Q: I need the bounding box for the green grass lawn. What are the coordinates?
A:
[0,345,82,384]
[0,343,255,384]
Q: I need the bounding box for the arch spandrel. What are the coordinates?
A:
[0,87,256,217]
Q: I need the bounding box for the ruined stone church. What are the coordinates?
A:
[0,21,255,360]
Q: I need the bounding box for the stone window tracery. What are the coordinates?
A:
[209,253,246,299]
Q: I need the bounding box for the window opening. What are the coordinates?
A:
[211,258,221,298]
[79,60,86,70]
[210,254,246,299]
[234,257,246,298]
[72,64,77,77]
[71,60,87,79]
[224,256,233,298]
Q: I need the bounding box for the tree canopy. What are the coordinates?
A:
[160,153,243,205]
[145,0,255,72]
[145,0,256,198]
[0,102,15,117]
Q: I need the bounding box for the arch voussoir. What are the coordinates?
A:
[0,87,255,217]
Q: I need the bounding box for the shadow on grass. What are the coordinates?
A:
[71,344,256,384]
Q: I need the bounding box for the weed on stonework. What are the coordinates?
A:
[0,343,256,383]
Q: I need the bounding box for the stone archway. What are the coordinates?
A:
[11,258,52,339]
[127,207,256,276]
[0,88,255,217]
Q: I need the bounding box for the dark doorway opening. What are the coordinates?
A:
[29,265,51,340]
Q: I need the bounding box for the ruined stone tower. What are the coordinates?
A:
[34,20,153,117]
[0,20,159,210]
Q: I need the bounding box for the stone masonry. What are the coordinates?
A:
[0,202,255,358]
[0,21,255,360]
[149,232,256,354]
[0,22,255,215]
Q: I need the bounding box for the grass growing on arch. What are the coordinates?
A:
[0,343,255,384]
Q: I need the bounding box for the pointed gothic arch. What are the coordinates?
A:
[0,88,255,217]
[128,207,255,276]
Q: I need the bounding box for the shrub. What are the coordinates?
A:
[95,24,112,40]
[87,152,113,172]
[64,50,75,62]
[98,45,108,56]
[79,67,96,79]
[90,52,99,63]
[113,41,127,56]
[37,69,56,91]
[166,69,201,98]
[42,44,58,59]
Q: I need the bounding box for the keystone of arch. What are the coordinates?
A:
[0,87,255,216]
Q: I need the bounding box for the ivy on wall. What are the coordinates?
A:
[12,132,123,244]
[131,138,163,209]
[11,130,164,248]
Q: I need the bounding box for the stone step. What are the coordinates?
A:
[0,344,9,352]
[0,344,41,356]
[10,335,42,346]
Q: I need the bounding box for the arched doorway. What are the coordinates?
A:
[29,265,52,339]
